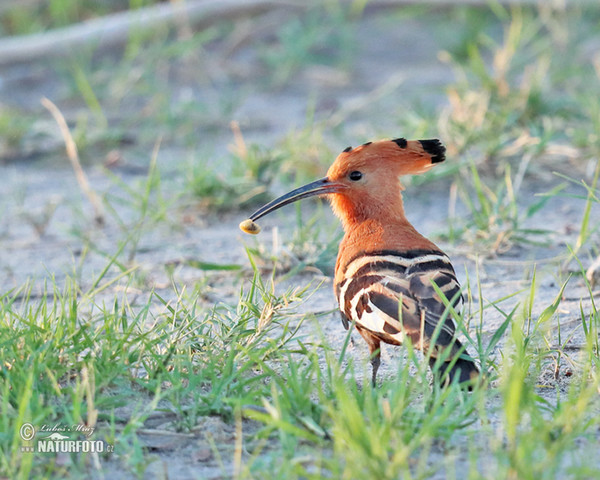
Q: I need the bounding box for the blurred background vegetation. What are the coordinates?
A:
[1,1,600,479]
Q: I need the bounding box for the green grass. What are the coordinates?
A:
[257,2,363,87]
[3,257,598,478]
[445,161,563,252]
[2,1,600,479]
[0,252,317,478]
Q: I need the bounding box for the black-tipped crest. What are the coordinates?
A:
[392,138,408,148]
[362,141,372,147]
[419,139,446,163]
[343,146,353,153]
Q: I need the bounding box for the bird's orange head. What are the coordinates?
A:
[240,138,445,233]
[325,138,445,228]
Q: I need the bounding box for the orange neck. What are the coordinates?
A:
[329,188,407,232]
[332,213,440,285]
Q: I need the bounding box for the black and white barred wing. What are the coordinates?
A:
[336,250,463,353]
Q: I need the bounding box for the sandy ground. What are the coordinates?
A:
[1,5,599,479]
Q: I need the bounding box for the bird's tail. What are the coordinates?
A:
[429,356,480,390]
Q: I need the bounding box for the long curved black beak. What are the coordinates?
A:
[248,177,345,222]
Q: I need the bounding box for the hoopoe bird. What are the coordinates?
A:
[240,138,479,387]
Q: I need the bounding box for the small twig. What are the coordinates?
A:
[41,97,105,226]
[233,409,243,479]
[135,428,196,437]
[0,0,304,66]
[586,254,600,287]
[551,344,588,351]
[230,120,248,159]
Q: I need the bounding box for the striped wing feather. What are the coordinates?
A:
[337,250,463,356]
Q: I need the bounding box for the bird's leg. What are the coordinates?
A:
[428,356,446,387]
[371,350,381,387]
[357,328,381,387]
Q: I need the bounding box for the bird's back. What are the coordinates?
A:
[335,245,463,351]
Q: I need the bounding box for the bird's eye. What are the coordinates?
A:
[349,171,363,181]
